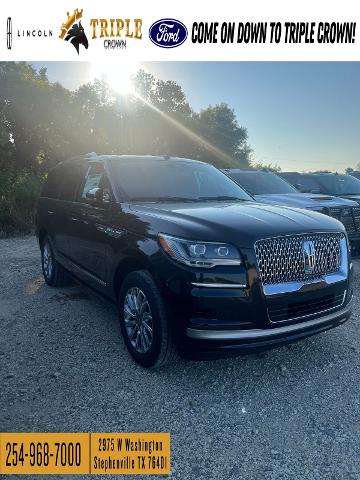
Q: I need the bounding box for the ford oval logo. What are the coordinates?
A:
[149,18,188,48]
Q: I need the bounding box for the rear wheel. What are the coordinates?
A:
[119,270,177,368]
[40,237,70,287]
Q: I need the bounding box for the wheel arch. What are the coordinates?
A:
[113,254,151,301]
[38,228,48,247]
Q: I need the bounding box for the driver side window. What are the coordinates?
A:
[81,164,103,199]
[80,163,112,203]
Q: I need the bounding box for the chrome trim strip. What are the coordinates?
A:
[191,282,247,289]
[262,237,348,296]
[57,253,107,287]
[70,261,107,286]
[186,299,352,340]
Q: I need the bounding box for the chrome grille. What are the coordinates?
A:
[353,207,360,231]
[254,233,343,285]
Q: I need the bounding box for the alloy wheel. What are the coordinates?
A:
[123,287,154,353]
[42,242,53,280]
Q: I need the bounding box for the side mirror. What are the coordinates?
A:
[86,187,112,204]
[86,187,103,202]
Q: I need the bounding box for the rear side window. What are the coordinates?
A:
[59,163,87,201]
[42,169,62,199]
[41,162,87,201]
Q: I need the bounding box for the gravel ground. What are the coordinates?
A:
[1,236,360,480]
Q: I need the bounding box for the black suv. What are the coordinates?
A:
[280,172,360,248]
[36,154,353,367]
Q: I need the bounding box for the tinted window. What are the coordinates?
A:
[41,168,62,199]
[80,163,110,200]
[315,174,360,195]
[109,159,253,202]
[279,173,300,186]
[296,176,322,193]
[229,171,297,195]
[59,162,87,201]
[350,172,360,181]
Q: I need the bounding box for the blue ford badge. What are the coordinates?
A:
[149,19,188,48]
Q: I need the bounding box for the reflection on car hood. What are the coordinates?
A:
[253,193,358,209]
[336,194,360,205]
[129,201,345,248]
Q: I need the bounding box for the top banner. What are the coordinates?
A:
[1,0,359,61]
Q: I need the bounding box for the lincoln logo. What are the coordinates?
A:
[303,240,316,273]
[7,17,12,49]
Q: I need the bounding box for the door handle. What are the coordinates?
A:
[47,210,55,215]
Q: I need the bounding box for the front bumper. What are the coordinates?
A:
[183,296,352,359]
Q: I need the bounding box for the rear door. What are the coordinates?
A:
[40,161,87,259]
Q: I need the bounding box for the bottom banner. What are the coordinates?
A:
[0,432,170,475]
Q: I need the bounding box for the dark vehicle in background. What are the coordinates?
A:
[36,155,352,368]
[279,172,360,249]
[223,169,359,245]
[347,171,360,181]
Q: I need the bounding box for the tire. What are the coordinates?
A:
[119,270,178,368]
[40,236,71,287]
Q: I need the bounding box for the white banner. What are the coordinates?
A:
[1,0,359,61]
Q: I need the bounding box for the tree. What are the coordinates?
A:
[252,161,281,172]
[0,62,253,235]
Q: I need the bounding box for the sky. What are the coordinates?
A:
[31,61,360,172]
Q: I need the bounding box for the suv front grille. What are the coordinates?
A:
[328,207,359,236]
[353,207,360,231]
[254,233,343,285]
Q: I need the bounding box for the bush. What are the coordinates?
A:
[0,170,44,237]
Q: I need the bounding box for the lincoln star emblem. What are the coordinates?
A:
[303,240,316,273]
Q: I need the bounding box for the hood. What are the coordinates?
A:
[336,194,360,205]
[253,193,358,209]
[128,201,345,248]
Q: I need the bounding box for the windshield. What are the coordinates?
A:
[228,171,297,195]
[315,174,360,195]
[109,158,254,202]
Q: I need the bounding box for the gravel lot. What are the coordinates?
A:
[1,236,360,480]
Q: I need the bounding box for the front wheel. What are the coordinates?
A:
[119,270,177,368]
[40,237,70,287]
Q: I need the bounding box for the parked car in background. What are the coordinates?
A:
[347,171,360,181]
[223,169,360,251]
[278,172,360,249]
[36,154,353,368]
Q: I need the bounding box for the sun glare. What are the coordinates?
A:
[90,61,139,95]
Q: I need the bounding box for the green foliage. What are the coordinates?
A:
[0,62,252,236]
[252,161,281,172]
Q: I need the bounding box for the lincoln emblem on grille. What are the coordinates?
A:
[303,240,316,273]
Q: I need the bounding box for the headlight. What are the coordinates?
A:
[158,233,241,268]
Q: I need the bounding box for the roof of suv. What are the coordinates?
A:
[73,153,207,165]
